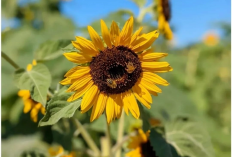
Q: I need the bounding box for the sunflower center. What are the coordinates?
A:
[140,140,158,157]
[90,45,142,94]
[108,65,125,79]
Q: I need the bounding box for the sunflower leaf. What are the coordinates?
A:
[34,40,71,61]
[138,102,151,132]
[13,63,51,106]
[38,87,81,126]
[165,118,215,157]
[150,128,180,157]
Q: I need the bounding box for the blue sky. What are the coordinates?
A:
[60,0,231,47]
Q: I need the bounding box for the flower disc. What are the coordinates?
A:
[90,45,142,94]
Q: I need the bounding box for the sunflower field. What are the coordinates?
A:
[1,0,231,157]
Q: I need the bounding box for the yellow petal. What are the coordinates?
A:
[142,72,169,86]
[106,95,115,123]
[30,107,39,122]
[119,16,134,46]
[111,94,123,119]
[152,66,173,73]
[121,92,129,115]
[131,30,159,53]
[164,22,173,40]
[67,80,94,102]
[87,26,105,51]
[158,15,165,30]
[67,67,90,79]
[122,91,140,119]
[126,147,142,157]
[63,52,92,64]
[110,21,120,46]
[90,92,107,122]
[138,129,148,142]
[23,100,33,113]
[64,66,79,77]
[141,61,170,71]
[32,60,37,66]
[139,52,168,61]
[132,84,151,109]
[114,102,122,119]
[64,66,90,77]
[41,107,46,115]
[101,20,112,48]
[67,74,92,92]
[139,78,162,93]
[130,27,143,46]
[81,85,99,113]
[73,37,99,56]
[18,90,30,99]
[60,77,71,85]
[147,90,158,96]
[48,146,64,156]
[27,64,33,71]
[83,90,99,114]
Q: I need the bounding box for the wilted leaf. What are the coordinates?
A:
[13,63,51,106]
[39,87,81,126]
[34,40,72,61]
[165,118,215,157]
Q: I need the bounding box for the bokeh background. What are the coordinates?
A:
[2,0,231,157]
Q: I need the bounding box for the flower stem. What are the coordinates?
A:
[137,3,155,23]
[115,111,125,157]
[105,114,112,157]
[1,51,20,69]
[72,118,101,156]
[112,131,136,154]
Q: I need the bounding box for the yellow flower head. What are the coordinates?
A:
[157,0,173,40]
[48,145,75,157]
[27,59,37,71]
[203,32,219,46]
[61,16,172,123]
[126,129,156,157]
[18,89,45,122]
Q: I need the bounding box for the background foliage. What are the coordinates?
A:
[1,0,231,157]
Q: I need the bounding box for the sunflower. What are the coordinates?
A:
[60,16,172,123]
[18,90,45,122]
[203,32,219,46]
[157,0,173,40]
[126,129,157,157]
[48,145,75,157]
[18,60,45,122]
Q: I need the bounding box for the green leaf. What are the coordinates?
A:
[165,118,215,157]
[39,87,81,126]
[148,85,198,122]
[150,128,180,157]
[34,40,72,61]
[13,63,51,106]
[130,0,147,8]
[138,102,150,132]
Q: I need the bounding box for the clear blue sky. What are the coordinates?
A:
[60,0,231,47]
